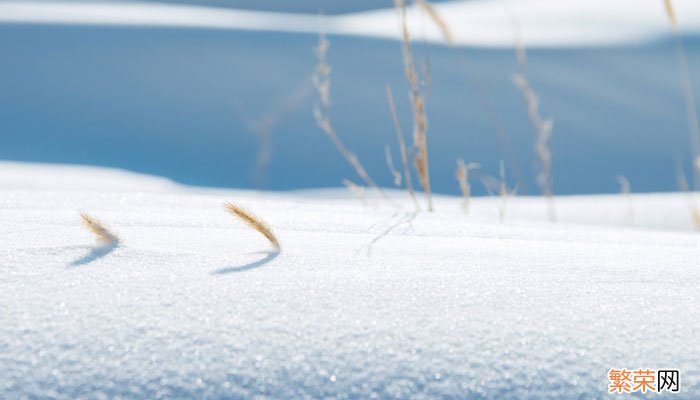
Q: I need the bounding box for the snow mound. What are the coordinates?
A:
[1,162,699,399]
[1,0,699,46]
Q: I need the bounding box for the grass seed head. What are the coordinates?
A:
[224,202,280,251]
[80,211,119,244]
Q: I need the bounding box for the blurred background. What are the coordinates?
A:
[1,0,699,195]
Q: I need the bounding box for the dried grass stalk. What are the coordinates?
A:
[509,11,556,221]
[664,0,700,189]
[415,0,455,45]
[508,10,528,69]
[342,179,368,205]
[80,211,119,244]
[480,161,517,223]
[498,160,518,222]
[512,74,556,222]
[494,161,517,223]
[455,159,480,213]
[224,202,280,250]
[249,80,311,190]
[312,29,392,203]
[394,0,433,211]
[384,145,402,187]
[675,163,700,230]
[386,85,420,211]
[664,0,677,27]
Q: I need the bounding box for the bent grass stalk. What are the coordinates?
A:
[224,202,280,251]
[394,0,433,211]
[415,0,455,46]
[312,29,393,205]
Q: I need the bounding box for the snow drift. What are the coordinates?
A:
[1,162,699,399]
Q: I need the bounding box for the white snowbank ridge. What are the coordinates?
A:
[1,162,699,399]
[1,0,700,46]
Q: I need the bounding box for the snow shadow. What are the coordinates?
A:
[363,211,418,257]
[68,242,119,267]
[212,250,279,275]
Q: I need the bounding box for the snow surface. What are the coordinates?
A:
[1,162,699,399]
[2,0,700,46]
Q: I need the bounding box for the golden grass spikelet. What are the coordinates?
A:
[80,211,118,244]
[224,202,280,250]
[415,0,455,45]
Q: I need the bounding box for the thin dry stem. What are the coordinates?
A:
[386,85,420,211]
[499,161,519,223]
[512,74,556,222]
[480,161,517,223]
[395,0,432,211]
[80,211,118,244]
[675,163,700,230]
[616,175,631,195]
[312,29,394,205]
[456,159,480,213]
[665,0,700,189]
[249,79,312,190]
[384,145,402,187]
[664,0,678,27]
[415,0,455,45]
[509,11,555,221]
[508,9,528,70]
[455,50,527,194]
[224,202,280,250]
[343,179,368,206]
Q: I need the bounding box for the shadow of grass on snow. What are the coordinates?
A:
[68,242,119,267]
[211,250,279,275]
